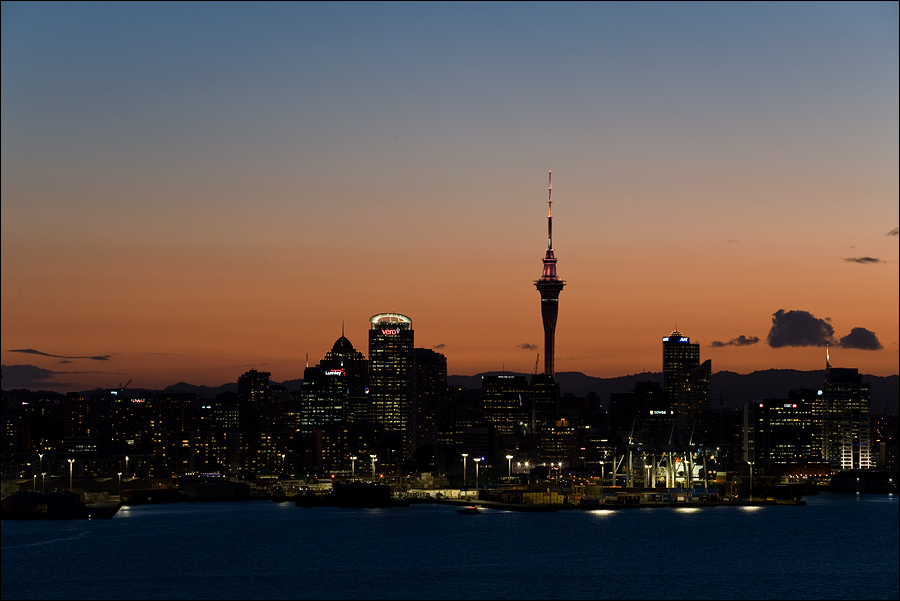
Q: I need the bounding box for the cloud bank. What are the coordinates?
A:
[766,310,882,351]
[767,310,835,348]
[838,327,883,350]
[518,343,538,350]
[843,257,884,264]
[8,348,111,361]
[710,335,760,348]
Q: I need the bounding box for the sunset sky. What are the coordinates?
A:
[2,2,898,391]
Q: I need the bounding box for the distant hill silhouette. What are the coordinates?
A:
[5,370,894,415]
[448,370,899,414]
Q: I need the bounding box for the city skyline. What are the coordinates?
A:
[2,2,898,391]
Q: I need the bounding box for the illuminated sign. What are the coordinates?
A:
[381,329,398,336]
[650,410,669,415]
[326,369,345,376]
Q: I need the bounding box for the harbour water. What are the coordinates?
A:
[2,492,897,600]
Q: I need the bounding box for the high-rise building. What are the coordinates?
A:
[742,398,818,472]
[237,369,271,431]
[662,329,710,426]
[534,171,565,377]
[482,374,529,436]
[299,366,347,435]
[412,347,447,460]
[319,332,368,423]
[368,313,415,458]
[822,365,872,470]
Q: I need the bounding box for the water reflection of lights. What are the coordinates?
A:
[741,506,761,512]
[590,510,615,517]
[675,507,700,513]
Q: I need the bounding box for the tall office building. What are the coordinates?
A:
[368,313,415,458]
[534,171,565,377]
[822,365,872,470]
[299,366,347,435]
[742,398,818,472]
[662,329,710,426]
[319,332,368,423]
[412,348,448,460]
[482,374,529,436]
[237,369,270,431]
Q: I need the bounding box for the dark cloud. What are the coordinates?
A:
[432,343,446,349]
[888,227,899,236]
[709,335,760,348]
[726,239,738,244]
[767,309,835,348]
[518,343,538,351]
[843,257,884,264]
[838,327,883,350]
[9,348,111,361]
[1,364,64,389]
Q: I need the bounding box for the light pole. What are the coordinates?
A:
[41,473,46,494]
[118,472,122,498]
[33,474,37,492]
[473,457,481,491]
[68,459,74,492]
[125,456,129,480]
[38,453,43,483]
[506,455,514,479]
[281,454,286,474]
[370,454,377,483]
[461,453,468,487]
[350,456,357,478]
[748,461,754,502]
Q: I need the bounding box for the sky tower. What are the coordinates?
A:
[534,171,566,376]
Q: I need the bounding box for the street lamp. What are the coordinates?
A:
[748,461,754,502]
[350,456,357,478]
[370,454,377,483]
[281,454,286,473]
[33,473,37,492]
[118,472,122,498]
[473,457,481,490]
[38,453,43,482]
[506,455,514,479]
[67,459,74,492]
[41,473,46,494]
[125,456,129,480]
[461,453,468,487]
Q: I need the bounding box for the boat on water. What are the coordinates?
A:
[2,490,122,520]
[295,481,409,508]
[457,505,481,515]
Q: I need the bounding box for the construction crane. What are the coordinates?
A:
[531,353,540,433]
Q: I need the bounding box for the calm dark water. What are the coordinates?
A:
[2,493,897,600]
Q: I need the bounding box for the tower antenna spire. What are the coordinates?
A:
[548,170,553,248]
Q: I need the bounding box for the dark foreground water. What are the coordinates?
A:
[2,492,897,600]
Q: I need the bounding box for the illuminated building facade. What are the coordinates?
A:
[482,375,528,436]
[534,171,565,377]
[662,329,710,425]
[368,313,415,458]
[320,334,368,423]
[299,366,347,435]
[742,398,818,472]
[822,366,872,470]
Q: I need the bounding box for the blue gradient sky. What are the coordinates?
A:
[2,2,898,390]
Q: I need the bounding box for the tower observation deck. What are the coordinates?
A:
[534,171,565,376]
